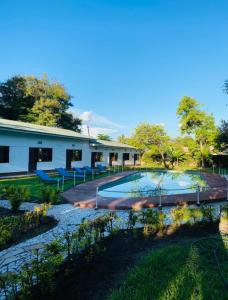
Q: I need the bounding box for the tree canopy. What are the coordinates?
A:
[97,134,112,141]
[177,96,218,167]
[0,75,81,132]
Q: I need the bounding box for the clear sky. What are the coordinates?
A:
[0,0,228,138]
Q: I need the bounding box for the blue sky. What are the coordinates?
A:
[0,0,228,138]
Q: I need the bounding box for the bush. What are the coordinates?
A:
[41,188,60,204]
[8,191,24,211]
[139,209,165,236]
[1,186,30,211]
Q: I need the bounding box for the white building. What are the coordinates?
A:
[0,118,139,175]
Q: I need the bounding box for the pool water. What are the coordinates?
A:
[98,171,207,198]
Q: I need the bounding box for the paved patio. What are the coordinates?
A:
[62,171,227,209]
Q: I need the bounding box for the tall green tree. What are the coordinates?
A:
[0,75,81,132]
[0,76,34,120]
[217,120,228,150]
[177,96,218,167]
[130,123,170,168]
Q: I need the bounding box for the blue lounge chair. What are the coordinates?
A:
[96,164,108,173]
[35,170,63,183]
[56,168,84,179]
[84,166,100,175]
[74,167,86,175]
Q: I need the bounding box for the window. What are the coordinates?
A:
[123,153,130,161]
[71,150,82,161]
[37,148,52,162]
[0,146,9,163]
[94,152,103,162]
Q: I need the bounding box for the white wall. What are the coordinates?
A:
[0,131,91,173]
[0,131,139,174]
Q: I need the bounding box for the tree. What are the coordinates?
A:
[97,134,112,141]
[177,96,218,167]
[130,123,170,168]
[117,134,129,144]
[0,75,81,132]
[217,120,228,150]
[166,141,186,168]
[0,76,34,120]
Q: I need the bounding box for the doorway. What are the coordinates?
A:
[28,148,38,172]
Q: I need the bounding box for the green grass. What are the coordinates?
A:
[109,235,228,300]
[0,172,110,202]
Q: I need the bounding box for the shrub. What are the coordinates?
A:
[139,209,165,236]
[170,206,185,227]
[41,188,60,204]
[127,210,138,229]
[1,186,30,211]
[8,191,24,211]
[220,205,228,220]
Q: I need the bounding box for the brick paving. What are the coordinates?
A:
[62,171,227,210]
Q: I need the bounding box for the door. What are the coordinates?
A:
[28,148,38,172]
[134,154,138,165]
[109,152,115,166]
[91,152,97,168]
[122,153,130,166]
[66,150,73,170]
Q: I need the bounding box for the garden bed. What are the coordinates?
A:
[0,207,57,251]
[30,221,227,300]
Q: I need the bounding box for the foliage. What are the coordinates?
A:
[130,123,170,168]
[41,187,60,204]
[139,209,165,236]
[217,120,228,150]
[177,96,218,167]
[0,203,52,250]
[221,205,228,220]
[0,75,81,131]
[97,133,112,141]
[1,185,30,211]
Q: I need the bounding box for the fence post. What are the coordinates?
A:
[74,171,76,186]
[158,187,162,209]
[95,187,99,209]
[196,184,200,206]
[92,169,94,180]
[57,179,60,190]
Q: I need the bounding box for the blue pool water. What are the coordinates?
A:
[98,171,207,198]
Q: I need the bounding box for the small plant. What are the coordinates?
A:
[170,206,185,227]
[41,188,60,204]
[139,209,165,236]
[127,210,138,229]
[8,191,24,211]
[201,206,215,223]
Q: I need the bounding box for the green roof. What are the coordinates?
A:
[0,118,136,149]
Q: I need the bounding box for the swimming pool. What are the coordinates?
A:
[98,171,207,198]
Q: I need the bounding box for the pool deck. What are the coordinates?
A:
[62,171,227,210]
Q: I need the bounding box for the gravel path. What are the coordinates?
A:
[0,199,225,275]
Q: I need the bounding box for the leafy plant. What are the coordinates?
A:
[139,209,165,236]
[41,188,60,204]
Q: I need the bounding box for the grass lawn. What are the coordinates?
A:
[109,235,228,300]
[0,172,110,202]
